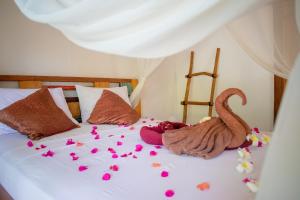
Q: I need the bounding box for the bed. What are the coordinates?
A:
[0,75,268,200]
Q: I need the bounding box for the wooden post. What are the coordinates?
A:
[182,51,194,123]
[208,48,220,117]
[131,79,142,117]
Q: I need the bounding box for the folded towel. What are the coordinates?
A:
[162,88,251,159]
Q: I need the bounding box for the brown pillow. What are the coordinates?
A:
[88,90,140,125]
[0,88,78,140]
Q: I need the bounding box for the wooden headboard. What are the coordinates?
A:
[0,75,141,121]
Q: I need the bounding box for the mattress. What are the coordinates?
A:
[0,118,268,200]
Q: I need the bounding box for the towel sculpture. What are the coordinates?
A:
[162,88,251,159]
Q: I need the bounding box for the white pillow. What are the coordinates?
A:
[75,85,131,123]
[0,88,78,135]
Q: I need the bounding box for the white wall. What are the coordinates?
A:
[142,28,274,131]
[0,0,138,78]
[0,0,274,131]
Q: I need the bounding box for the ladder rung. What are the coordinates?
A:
[185,72,215,78]
[181,101,213,106]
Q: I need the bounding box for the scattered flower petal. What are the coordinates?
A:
[243,178,259,193]
[120,153,128,157]
[165,189,175,197]
[91,148,98,154]
[120,135,125,138]
[155,145,162,149]
[35,147,40,150]
[161,170,169,177]
[152,162,161,168]
[92,126,97,130]
[94,135,100,140]
[257,141,263,147]
[142,121,146,123]
[108,134,114,137]
[128,152,132,155]
[102,173,111,181]
[112,154,119,159]
[132,155,138,159]
[76,142,84,147]
[78,165,88,172]
[66,139,75,145]
[72,156,79,161]
[110,165,119,171]
[129,127,135,130]
[117,141,123,146]
[150,118,155,121]
[42,150,54,157]
[150,150,157,156]
[253,127,260,133]
[40,144,47,149]
[135,144,143,152]
[70,152,76,156]
[27,141,34,147]
[197,182,210,191]
[91,129,98,135]
[108,147,116,154]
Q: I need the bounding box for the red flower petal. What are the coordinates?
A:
[27,141,34,147]
[40,144,47,149]
[120,153,127,157]
[72,156,79,161]
[66,139,75,145]
[165,189,175,197]
[70,152,76,156]
[120,135,125,138]
[155,145,162,149]
[94,135,100,140]
[132,155,138,159]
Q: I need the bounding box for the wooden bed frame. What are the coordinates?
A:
[0,75,141,121]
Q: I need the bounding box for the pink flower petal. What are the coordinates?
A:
[129,127,135,130]
[142,121,146,123]
[102,173,111,181]
[150,118,155,121]
[132,155,138,159]
[35,147,40,150]
[108,134,114,137]
[66,139,75,145]
[94,135,100,140]
[91,129,98,135]
[27,141,34,147]
[42,150,54,157]
[161,170,169,177]
[117,141,123,146]
[91,148,98,154]
[135,144,143,152]
[70,152,76,156]
[150,150,157,156]
[155,145,162,149]
[92,126,97,130]
[108,147,116,154]
[258,141,263,147]
[72,156,79,161]
[109,165,119,171]
[40,144,47,149]
[78,165,88,172]
[120,153,127,157]
[120,135,125,138]
[112,154,119,159]
[165,189,175,197]
[128,152,133,155]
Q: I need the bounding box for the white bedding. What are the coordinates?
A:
[0,118,268,200]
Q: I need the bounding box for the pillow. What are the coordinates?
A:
[88,90,139,125]
[0,88,78,135]
[0,88,78,140]
[76,85,131,122]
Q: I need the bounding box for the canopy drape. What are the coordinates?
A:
[15,0,263,58]
[227,0,300,79]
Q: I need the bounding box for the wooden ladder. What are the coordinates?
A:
[181,48,220,123]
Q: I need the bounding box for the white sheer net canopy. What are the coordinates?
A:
[13,0,300,198]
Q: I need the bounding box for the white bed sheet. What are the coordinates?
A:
[0,118,268,200]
